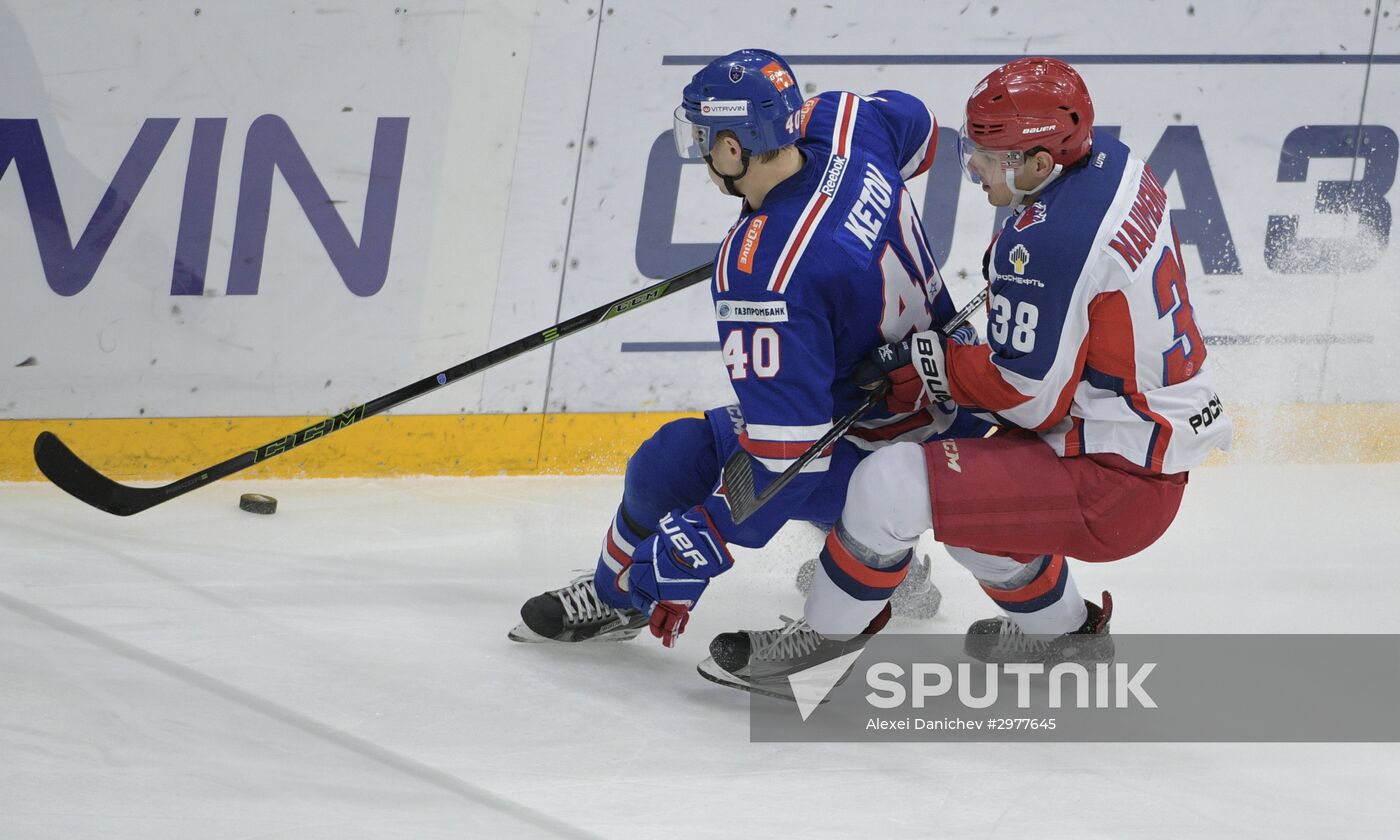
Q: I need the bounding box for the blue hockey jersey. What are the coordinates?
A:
[700,89,981,543]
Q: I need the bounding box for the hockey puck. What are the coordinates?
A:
[239,493,278,515]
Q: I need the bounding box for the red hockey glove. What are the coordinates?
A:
[852,338,930,413]
[853,325,978,412]
[646,601,691,648]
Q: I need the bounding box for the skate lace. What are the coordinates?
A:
[557,576,614,625]
[998,619,1049,654]
[753,615,824,661]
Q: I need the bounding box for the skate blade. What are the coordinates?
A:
[696,657,799,702]
[506,622,644,644]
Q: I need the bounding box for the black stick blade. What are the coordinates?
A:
[720,448,761,524]
[33,432,163,516]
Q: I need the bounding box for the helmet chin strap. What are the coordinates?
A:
[705,149,753,198]
[1004,163,1064,208]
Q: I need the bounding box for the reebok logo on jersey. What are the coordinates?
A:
[843,162,893,249]
[762,60,794,92]
[701,100,749,116]
[821,154,849,197]
[737,216,766,274]
[715,300,789,323]
[1013,201,1047,232]
[1009,243,1031,275]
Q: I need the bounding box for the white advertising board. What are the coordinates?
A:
[505,0,1398,415]
[0,0,469,418]
[3,0,1396,426]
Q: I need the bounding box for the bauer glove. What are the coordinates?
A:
[627,508,735,647]
[852,324,978,413]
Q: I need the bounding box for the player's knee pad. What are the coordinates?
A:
[621,417,717,525]
[841,441,932,556]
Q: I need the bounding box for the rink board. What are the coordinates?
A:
[4,1,1400,478]
[1,402,1398,482]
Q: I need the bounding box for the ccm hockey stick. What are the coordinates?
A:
[35,262,713,516]
[722,287,990,525]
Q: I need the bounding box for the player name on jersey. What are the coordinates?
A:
[1107,167,1169,271]
[843,162,894,249]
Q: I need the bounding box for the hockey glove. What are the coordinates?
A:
[628,508,735,647]
[851,338,928,413]
[852,324,978,413]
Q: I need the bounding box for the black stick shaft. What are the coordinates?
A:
[724,287,989,524]
[34,262,713,516]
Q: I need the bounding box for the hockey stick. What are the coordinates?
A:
[721,287,990,525]
[34,262,714,516]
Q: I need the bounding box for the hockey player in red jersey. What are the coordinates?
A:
[701,57,1232,694]
[509,48,988,650]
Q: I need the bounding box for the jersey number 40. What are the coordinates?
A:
[722,327,781,380]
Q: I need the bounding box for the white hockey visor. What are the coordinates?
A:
[673,105,713,160]
[958,122,1026,185]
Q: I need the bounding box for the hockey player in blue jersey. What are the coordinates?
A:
[509,48,984,651]
[699,58,1233,694]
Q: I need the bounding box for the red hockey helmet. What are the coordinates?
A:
[959,57,1095,186]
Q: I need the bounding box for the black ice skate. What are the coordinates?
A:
[508,574,648,643]
[697,603,892,700]
[795,553,941,619]
[964,591,1114,666]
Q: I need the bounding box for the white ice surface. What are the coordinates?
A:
[3,464,1400,839]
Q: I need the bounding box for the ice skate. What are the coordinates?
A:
[698,603,891,700]
[508,573,648,643]
[795,553,941,619]
[964,592,1114,666]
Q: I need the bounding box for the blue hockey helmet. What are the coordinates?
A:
[673,49,805,161]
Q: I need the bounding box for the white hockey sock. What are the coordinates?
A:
[946,546,1087,636]
[803,556,890,639]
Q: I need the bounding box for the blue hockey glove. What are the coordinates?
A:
[628,508,735,647]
